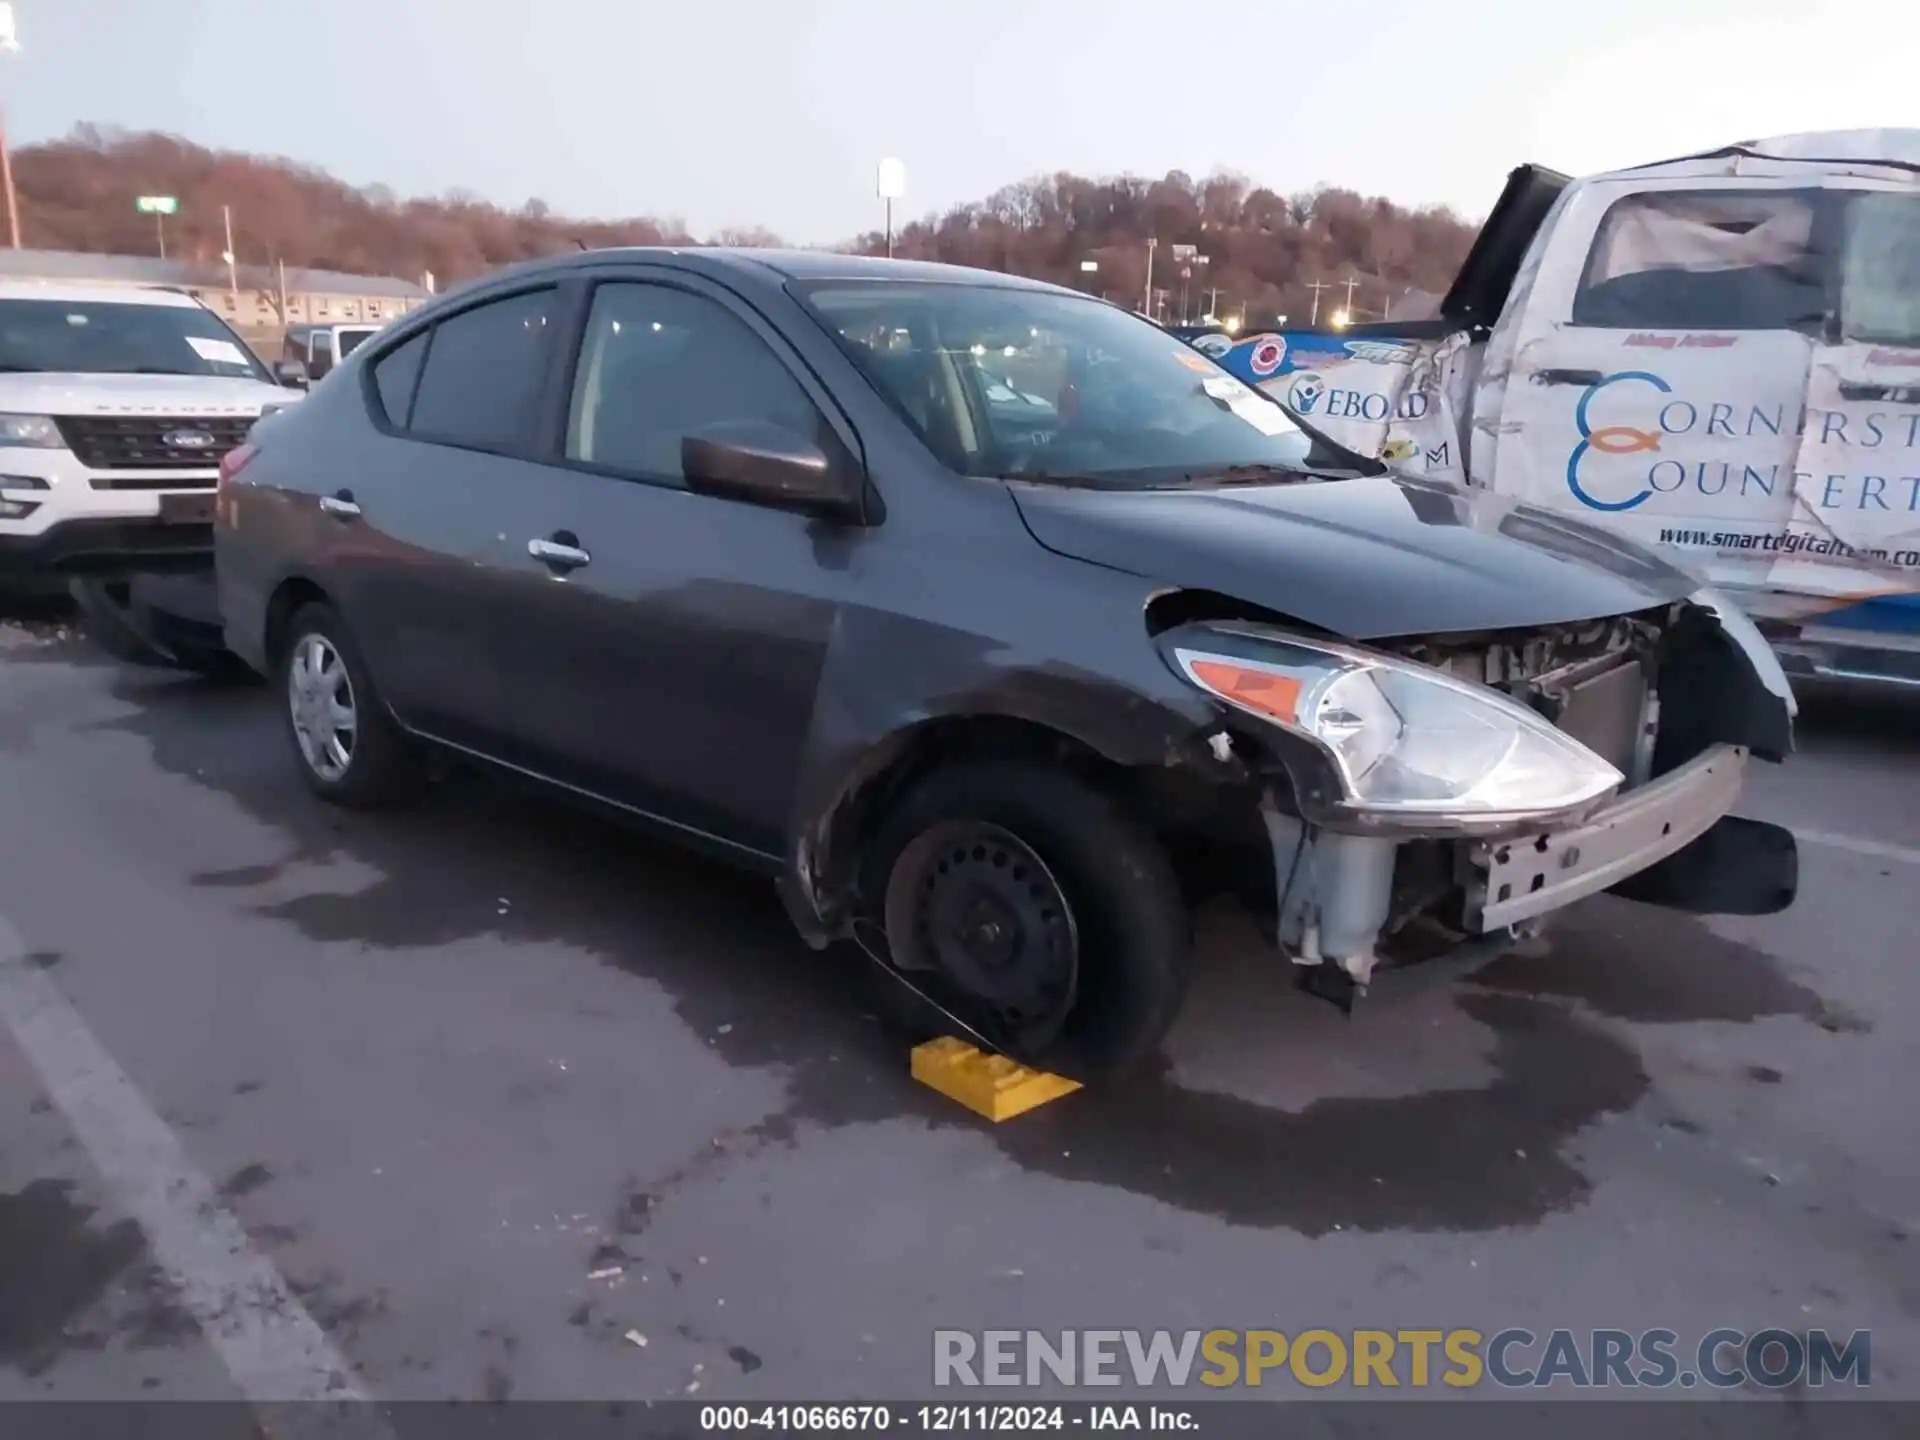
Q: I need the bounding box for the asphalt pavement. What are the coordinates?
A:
[2,605,1917,1413]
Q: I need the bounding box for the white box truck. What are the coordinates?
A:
[1198,130,1920,689]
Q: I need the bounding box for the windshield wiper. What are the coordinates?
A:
[1274,401,1390,476]
[1142,462,1326,489]
[999,470,1134,489]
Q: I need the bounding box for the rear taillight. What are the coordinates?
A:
[215,443,258,527]
[218,442,258,490]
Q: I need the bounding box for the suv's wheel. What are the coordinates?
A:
[861,761,1192,1078]
[279,602,421,808]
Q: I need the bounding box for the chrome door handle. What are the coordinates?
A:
[319,494,360,519]
[528,538,591,570]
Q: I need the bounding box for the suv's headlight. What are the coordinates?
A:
[0,413,65,448]
[1163,626,1623,826]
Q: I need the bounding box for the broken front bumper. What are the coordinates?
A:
[1464,743,1760,932]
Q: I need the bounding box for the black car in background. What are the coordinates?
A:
[213,249,1799,1075]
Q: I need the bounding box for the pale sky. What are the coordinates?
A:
[6,0,1911,244]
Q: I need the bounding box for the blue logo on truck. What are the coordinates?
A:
[1566,370,1672,512]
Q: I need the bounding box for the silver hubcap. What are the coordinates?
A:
[288,633,356,782]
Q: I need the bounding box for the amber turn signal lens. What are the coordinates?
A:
[1187,659,1303,724]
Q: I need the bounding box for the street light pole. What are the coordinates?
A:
[0,3,23,251]
[876,157,906,260]
[1142,238,1156,317]
[1305,278,1332,327]
[222,204,239,300]
[0,107,18,251]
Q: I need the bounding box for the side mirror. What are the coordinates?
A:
[275,358,309,389]
[681,420,867,522]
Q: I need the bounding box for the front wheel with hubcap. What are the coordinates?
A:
[278,602,421,808]
[862,760,1192,1078]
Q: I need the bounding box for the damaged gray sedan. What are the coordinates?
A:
[212,249,1800,1076]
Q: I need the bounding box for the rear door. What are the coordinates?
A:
[334,283,567,749]
[1481,178,1825,592]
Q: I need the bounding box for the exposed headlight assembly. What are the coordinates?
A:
[1161,625,1623,831]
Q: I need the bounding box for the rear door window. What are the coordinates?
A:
[407,288,557,451]
[370,330,428,427]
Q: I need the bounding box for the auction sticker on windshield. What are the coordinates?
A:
[1202,373,1295,436]
[185,336,250,366]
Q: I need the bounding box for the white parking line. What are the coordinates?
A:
[1792,828,1920,868]
[0,918,390,1422]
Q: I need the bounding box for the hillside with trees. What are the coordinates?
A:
[14,126,1477,324]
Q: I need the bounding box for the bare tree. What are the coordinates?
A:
[10,127,1476,304]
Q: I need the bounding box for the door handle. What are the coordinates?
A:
[528,536,591,571]
[1532,367,1605,388]
[319,491,360,519]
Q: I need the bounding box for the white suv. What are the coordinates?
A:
[0,281,299,588]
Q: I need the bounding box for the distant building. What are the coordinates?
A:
[0,249,430,344]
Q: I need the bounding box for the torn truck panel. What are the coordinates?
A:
[1439,164,1573,335]
[1177,129,1920,689]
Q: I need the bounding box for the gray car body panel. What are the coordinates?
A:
[1007,472,1699,640]
[215,247,1770,941]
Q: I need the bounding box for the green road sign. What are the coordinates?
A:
[135,196,178,215]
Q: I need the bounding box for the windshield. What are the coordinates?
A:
[0,299,271,380]
[338,328,376,358]
[799,281,1360,488]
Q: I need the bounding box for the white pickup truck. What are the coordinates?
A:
[1199,129,1920,689]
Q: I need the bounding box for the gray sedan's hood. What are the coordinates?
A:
[1009,472,1698,640]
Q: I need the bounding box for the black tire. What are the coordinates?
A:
[860,761,1192,1078]
[277,601,422,809]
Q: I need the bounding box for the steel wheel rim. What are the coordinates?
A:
[883,820,1080,1054]
[287,633,357,782]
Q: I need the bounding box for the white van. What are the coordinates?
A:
[1202,129,1920,688]
[276,321,383,387]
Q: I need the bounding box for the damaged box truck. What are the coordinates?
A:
[1198,130,1920,689]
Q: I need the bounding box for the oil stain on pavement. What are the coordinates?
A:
[0,1180,195,1376]
[96,675,1852,1238]
[1469,897,1856,1028]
